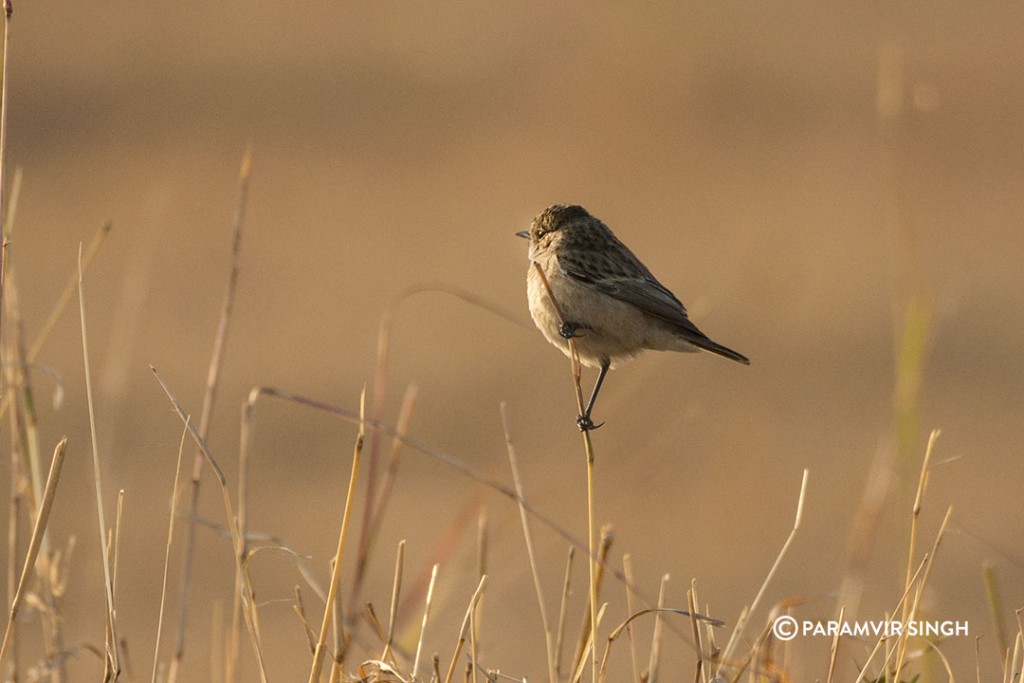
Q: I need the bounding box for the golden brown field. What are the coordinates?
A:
[2,3,1022,682]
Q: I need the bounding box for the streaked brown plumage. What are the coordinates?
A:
[517,204,748,429]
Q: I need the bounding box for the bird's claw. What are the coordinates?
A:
[576,415,604,432]
[560,321,585,339]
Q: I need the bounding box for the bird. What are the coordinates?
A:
[517,204,749,431]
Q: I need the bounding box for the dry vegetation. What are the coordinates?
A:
[2,155,1022,683]
[2,6,1022,683]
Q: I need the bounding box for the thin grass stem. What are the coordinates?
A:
[176,148,252,683]
[717,469,808,677]
[531,261,600,683]
[556,546,575,679]
[150,367,268,682]
[152,424,191,683]
[0,438,67,672]
[79,245,121,678]
[647,574,669,683]
[308,387,366,683]
[382,540,405,664]
[444,576,488,683]
[411,564,440,681]
[500,402,556,683]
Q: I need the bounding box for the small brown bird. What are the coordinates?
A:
[517,204,749,430]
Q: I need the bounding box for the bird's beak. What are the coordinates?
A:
[515,230,529,239]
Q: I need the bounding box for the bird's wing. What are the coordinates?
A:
[596,275,703,332]
[559,251,697,330]
[559,250,750,364]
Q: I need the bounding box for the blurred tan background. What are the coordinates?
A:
[5,2,1023,681]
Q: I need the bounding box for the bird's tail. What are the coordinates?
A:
[687,334,750,365]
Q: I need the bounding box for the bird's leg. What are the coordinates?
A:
[576,361,609,431]
[559,321,587,339]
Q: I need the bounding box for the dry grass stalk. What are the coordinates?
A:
[228,390,257,683]
[108,489,126,679]
[0,99,14,683]
[5,255,70,679]
[112,489,124,595]
[79,244,122,679]
[900,430,939,615]
[175,147,252,683]
[577,352,599,683]
[350,383,419,629]
[687,581,705,683]
[1015,610,1024,679]
[975,635,982,683]
[443,575,488,683]
[3,423,21,680]
[0,437,67,673]
[703,602,719,669]
[715,469,808,679]
[892,504,953,679]
[2,183,40,506]
[572,527,614,677]
[151,424,192,683]
[926,639,956,680]
[308,387,367,683]
[556,547,575,679]
[411,564,440,681]
[983,561,1007,656]
[150,367,269,681]
[852,555,929,683]
[475,505,487,659]
[230,387,338,679]
[4,281,34,492]
[621,555,640,683]
[599,605,724,683]
[1009,629,1024,683]
[364,603,387,649]
[0,0,12,365]
[293,587,318,654]
[381,540,406,665]
[892,429,941,677]
[356,297,405,629]
[530,261,601,683]
[825,605,845,683]
[500,402,557,683]
[714,610,773,683]
[469,601,479,683]
[21,221,112,369]
[646,574,669,683]
[571,603,606,683]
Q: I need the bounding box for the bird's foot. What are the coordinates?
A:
[576,414,604,432]
[559,321,586,339]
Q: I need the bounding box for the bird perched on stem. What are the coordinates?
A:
[517,204,749,431]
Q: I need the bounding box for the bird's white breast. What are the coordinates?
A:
[526,257,657,369]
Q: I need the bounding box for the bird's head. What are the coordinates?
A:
[516,204,592,259]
